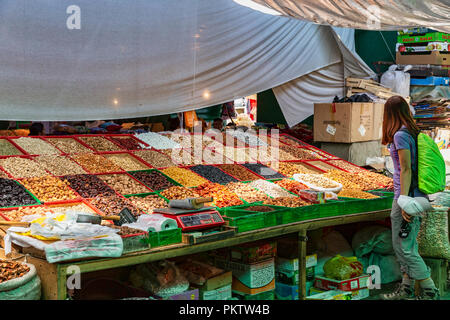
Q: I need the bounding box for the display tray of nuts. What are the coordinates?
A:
[216,164,261,181]
[195,182,244,208]
[0,260,31,284]
[0,178,40,208]
[263,197,310,208]
[110,136,145,150]
[241,163,285,180]
[63,174,116,198]
[34,155,87,176]
[71,153,123,173]
[90,194,144,217]
[0,139,23,156]
[46,202,99,215]
[0,205,53,221]
[326,160,366,174]
[12,137,60,155]
[129,170,177,191]
[19,176,79,203]
[225,182,270,203]
[133,150,176,168]
[159,186,200,200]
[125,194,169,214]
[293,173,342,191]
[98,173,151,195]
[103,153,151,171]
[337,189,380,199]
[0,157,50,179]
[188,165,238,184]
[160,167,208,187]
[77,136,123,152]
[269,162,323,177]
[45,137,92,154]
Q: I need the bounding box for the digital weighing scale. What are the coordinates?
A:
[153,206,225,232]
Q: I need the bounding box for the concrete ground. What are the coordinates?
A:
[367,281,450,300]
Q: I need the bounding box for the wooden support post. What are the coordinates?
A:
[298,229,307,300]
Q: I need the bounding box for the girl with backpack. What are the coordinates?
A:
[380,96,440,300]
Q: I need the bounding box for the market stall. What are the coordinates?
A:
[0,131,397,300]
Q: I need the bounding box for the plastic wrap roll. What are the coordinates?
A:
[136,214,178,232]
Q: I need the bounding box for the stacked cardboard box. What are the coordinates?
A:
[213,240,277,299]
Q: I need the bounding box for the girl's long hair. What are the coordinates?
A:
[382,96,419,145]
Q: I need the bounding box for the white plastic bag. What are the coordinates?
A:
[380,65,412,98]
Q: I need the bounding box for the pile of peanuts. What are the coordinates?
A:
[248,180,295,198]
[20,176,78,202]
[294,174,341,189]
[323,170,363,190]
[127,194,168,213]
[90,194,143,217]
[2,206,54,221]
[360,171,393,188]
[0,170,9,178]
[13,137,60,155]
[338,189,380,199]
[160,186,200,200]
[133,150,175,168]
[99,174,150,195]
[273,179,308,195]
[49,203,96,215]
[0,140,22,156]
[105,154,150,171]
[306,161,338,172]
[161,167,208,187]
[78,136,123,151]
[279,135,306,147]
[280,146,324,160]
[324,170,380,191]
[225,182,270,203]
[0,157,49,178]
[46,138,91,154]
[263,197,310,208]
[71,153,122,173]
[269,162,319,177]
[216,164,260,181]
[35,155,86,176]
[327,160,366,174]
[195,182,243,208]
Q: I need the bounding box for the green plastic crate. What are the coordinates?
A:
[284,204,321,223]
[144,228,182,248]
[233,290,275,300]
[223,209,277,233]
[122,232,150,254]
[318,199,347,218]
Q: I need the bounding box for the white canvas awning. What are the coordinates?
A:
[251,0,450,32]
[0,0,374,125]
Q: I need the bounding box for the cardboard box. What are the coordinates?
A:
[275,255,317,285]
[314,103,384,143]
[396,51,450,66]
[306,289,352,300]
[275,282,298,300]
[309,287,370,300]
[229,240,277,264]
[233,290,275,300]
[168,288,199,300]
[200,284,232,300]
[214,258,275,296]
[314,274,371,292]
[199,271,232,291]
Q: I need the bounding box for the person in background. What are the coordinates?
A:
[380,96,439,300]
[212,118,224,131]
[28,122,44,136]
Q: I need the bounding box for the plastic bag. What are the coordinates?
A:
[417,208,450,260]
[323,255,364,280]
[380,65,411,98]
[45,234,123,263]
[351,226,393,256]
[129,260,189,298]
[359,254,402,284]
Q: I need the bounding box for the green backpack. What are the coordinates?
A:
[400,128,446,194]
